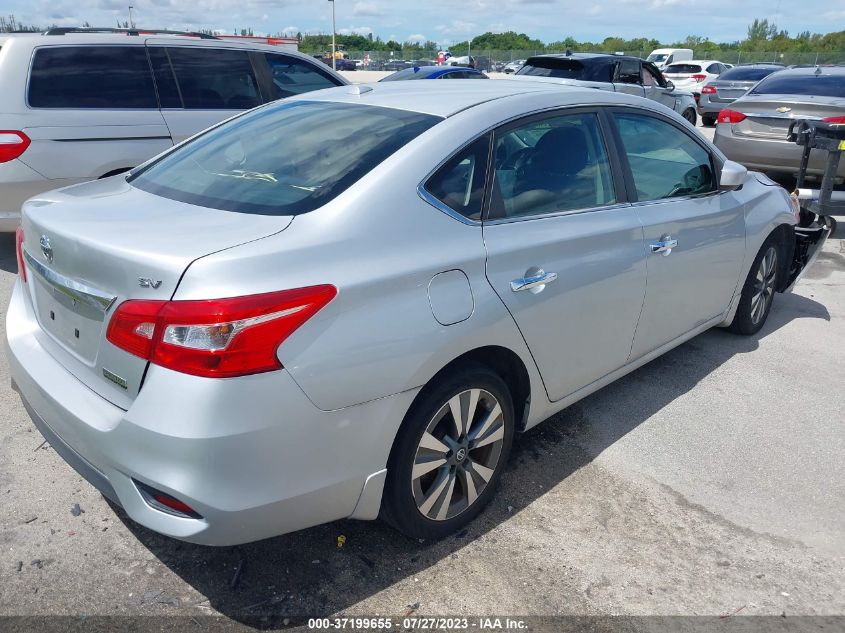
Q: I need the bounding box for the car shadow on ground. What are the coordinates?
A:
[107,287,830,627]
[0,233,17,273]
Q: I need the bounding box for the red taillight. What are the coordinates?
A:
[822,116,845,124]
[106,285,337,378]
[691,74,707,82]
[15,225,27,283]
[0,131,31,163]
[701,85,717,94]
[717,109,746,124]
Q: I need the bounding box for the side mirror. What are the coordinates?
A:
[719,160,747,190]
[665,80,675,91]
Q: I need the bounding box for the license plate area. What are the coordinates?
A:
[32,276,106,365]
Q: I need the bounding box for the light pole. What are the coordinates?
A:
[328,0,336,71]
[128,5,134,28]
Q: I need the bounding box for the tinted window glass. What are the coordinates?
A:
[750,74,845,98]
[718,66,781,82]
[516,57,614,82]
[618,59,640,84]
[425,135,490,220]
[490,113,616,219]
[665,64,702,74]
[613,113,715,201]
[167,47,260,110]
[29,46,156,108]
[264,53,340,100]
[129,101,440,216]
[147,47,181,108]
[380,67,431,81]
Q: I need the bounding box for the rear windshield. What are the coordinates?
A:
[380,67,434,81]
[664,64,702,74]
[647,54,668,63]
[718,66,782,82]
[515,57,612,82]
[129,101,440,215]
[750,74,845,98]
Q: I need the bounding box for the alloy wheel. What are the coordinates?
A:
[751,246,777,324]
[411,388,505,521]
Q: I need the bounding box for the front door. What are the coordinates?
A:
[482,110,647,401]
[641,62,679,111]
[609,110,746,359]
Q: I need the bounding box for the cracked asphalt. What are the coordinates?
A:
[0,208,843,623]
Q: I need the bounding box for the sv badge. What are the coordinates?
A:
[138,277,163,289]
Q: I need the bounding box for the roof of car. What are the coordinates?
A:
[284,79,646,118]
[771,65,845,76]
[666,60,723,66]
[528,52,636,63]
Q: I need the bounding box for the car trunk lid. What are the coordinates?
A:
[710,80,754,102]
[729,95,845,140]
[19,176,293,409]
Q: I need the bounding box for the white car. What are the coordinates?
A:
[663,60,730,96]
[503,59,525,74]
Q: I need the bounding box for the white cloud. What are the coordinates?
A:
[338,25,373,36]
[406,33,426,43]
[353,2,383,16]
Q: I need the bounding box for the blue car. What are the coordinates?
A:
[380,66,487,81]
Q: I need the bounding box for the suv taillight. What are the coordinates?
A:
[701,85,717,94]
[15,226,27,283]
[717,109,747,124]
[0,131,31,164]
[106,286,337,378]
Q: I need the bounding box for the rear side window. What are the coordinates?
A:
[750,74,845,98]
[29,46,156,108]
[424,135,491,220]
[129,101,441,216]
[516,58,613,83]
[166,47,260,110]
[263,53,341,100]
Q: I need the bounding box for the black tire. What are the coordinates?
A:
[702,114,717,127]
[729,235,782,335]
[381,363,515,540]
[682,108,697,126]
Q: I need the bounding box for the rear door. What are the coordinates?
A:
[608,109,746,359]
[481,109,647,402]
[21,44,173,180]
[148,42,262,143]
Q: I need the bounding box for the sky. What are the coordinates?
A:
[5,0,844,46]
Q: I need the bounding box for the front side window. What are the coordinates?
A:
[424,135,490,220]
[642,63,667,87]
[263,53,341,100]
[29,46,156,108]
[129,101,440,216]
[613,112,716,202]
[166,47,260,110]
[489,112,616,219]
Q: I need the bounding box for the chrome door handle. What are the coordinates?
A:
[510,270,558,292]
[650,236,678,256]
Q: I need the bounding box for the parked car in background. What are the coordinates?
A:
[511,53,698,124]
[9,81,824,546]
[503,59,525,74]
[0,28,347,232]
[662,60,730,101]
[446,55,476,68]
[698,64,785,125]
[646,48,693,70]
[381,59,409,72]
[380,66,488,81]
[714,65,845,180]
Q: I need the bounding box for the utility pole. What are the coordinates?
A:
[328,0,336,71]
[128,5,134,28]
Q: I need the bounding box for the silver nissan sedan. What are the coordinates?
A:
[6,81,828,545]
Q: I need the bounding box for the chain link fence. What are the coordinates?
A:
[338,49,845,72]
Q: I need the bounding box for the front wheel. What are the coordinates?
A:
[381,364,514,540]
[729,238,781,335]
[682,108,697,126]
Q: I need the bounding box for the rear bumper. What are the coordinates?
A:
[6,279,417,545]
[0,160,84,232]
[697,94,734,116]
[714,124,845,180]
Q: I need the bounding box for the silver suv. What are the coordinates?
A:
[0,29,347,231]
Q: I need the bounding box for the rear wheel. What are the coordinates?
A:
[729,237,781,335]
[702,114,717,127]
[682,108,697,126]
[381,364,514,540]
